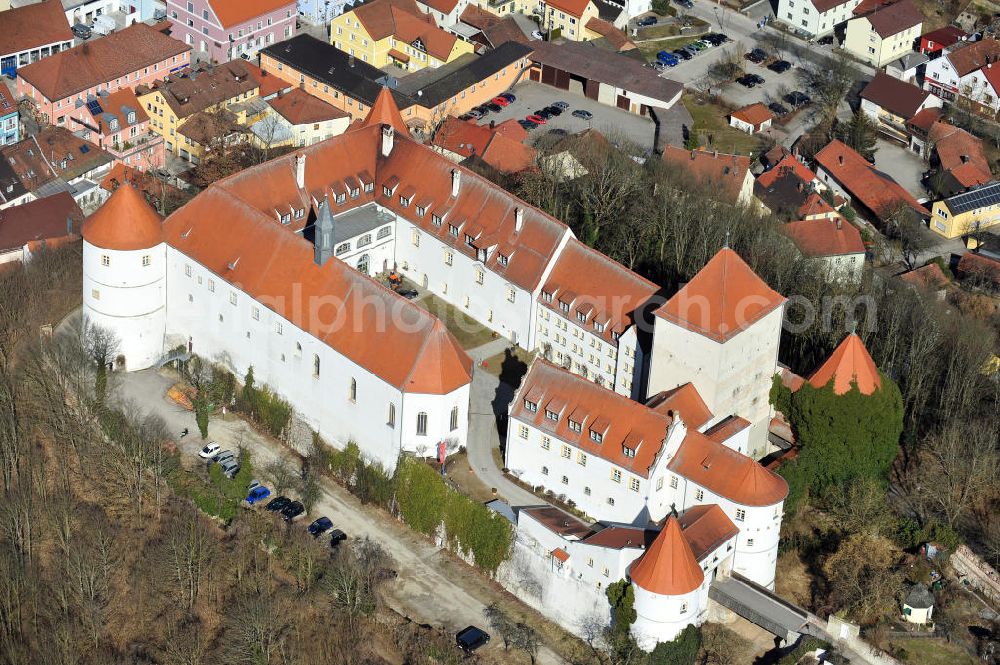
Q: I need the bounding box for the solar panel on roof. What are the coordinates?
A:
[86,100,103,115]
[946,181,1000,214]
[79,145,90,154]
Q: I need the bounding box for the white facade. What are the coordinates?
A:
[817,252,865,283]
[843,17,922,68]
[631,582,708,647]
[924,50,1000,113]
[776,0,861,38]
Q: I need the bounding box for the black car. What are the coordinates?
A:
[744,48,766,63]
[265,496,291,512]
[768,102,790,116]
[544,105,563,116]
[674,0,693,7]
[281,500,305,522]
[308,516,333,537]
[329,529,348,547]
[485,102,503,112]
[396,288,418,299]
[767,59,792,73]
[534,108,554,119]
[818,35,834,45]
[736,74,765,88]
[636,15,657,26]
[456,626,491,654]
[673,49,692,60]
[518,119,538,130]
[785,91,811,107]
[499,92,516,103]
[710,33,730,43]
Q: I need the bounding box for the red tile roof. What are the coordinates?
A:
[629,517,704,595]
[662,147,751,203]
[860,72,932,119]
[646,383,713,431]
[268,88,348,125]
[655,248,786,343]
[83,184,164,251]
[545,0,593,17]
[0,0,73,57]
[809,0,856,11]
[668,430,788,506]
[703,415,751,445]
[585,17,636,51]
[539,238,659,343]
[781,217,866,257]
[419,0,461,13]
[551,547,570,562]
[808,333,881,395]
[757,155,818,189]
[432,117,493,158]
[17,22,190,102]
[207,0,296,29]
[243,62,293,98]
[920,25,967,51]
[510,359,674,478]
[353,0,458,61]
[675,504,740,561]
[855,0,923,38]
[813,139,928,220]
[363,86,411,137]
[798,192,839,219]
[83,88,149,135]
[957,252,1000,286]
[898,262,949,290]
[945,38,1000,77]
[731,102,774,128]
[0,191,83,254]
[479,133,536,173]
[928,124,991,189]
[907,106,942,133]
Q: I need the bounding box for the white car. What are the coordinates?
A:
[198,442,220,458]
[531,30,544,40]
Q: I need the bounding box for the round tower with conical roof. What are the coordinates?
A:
[628,517,709,650]
[81,184,166,371]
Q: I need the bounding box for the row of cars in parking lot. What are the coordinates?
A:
[655,32,731,69]
[738,47,812,117]
[459,92,594,131]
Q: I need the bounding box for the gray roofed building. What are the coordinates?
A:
[327,202,397,244]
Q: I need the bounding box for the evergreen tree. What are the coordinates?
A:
[605,579,636,635]
[836,111,879,162]
[648,625,701,665]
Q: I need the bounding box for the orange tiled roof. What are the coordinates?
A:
[510,359,674,478]
[432,117,493,157]
[243,62,293,98]
[545,0,593,17]
[16,22,190,102]
[363,86,411,137]
[551,547,570,562]
[83,184,164,251]
[585,17,636,51]
[207,0,296,29]
[668,430,788,506]
[662,146,751,203]
[899,262,949,290]
[84,88,149,135]
[813,140,928,220]
[929,124,991,189]
[757,155,818,189]
[539,238,660,344]
[798,192,839,219]
[856,0,923,39]
[629,517,704,595]
[703,415,751,444]
[353,0,458,61]
[655,248,786,343]
[646,383,713,431]
[957,252,1000,286]
[268,88,348,125]
[907,106,942,133]
[480,133,537,173]
[0,0,73,57]
[675,504,740,561]
[782,217,866,257]
[731,102,774,128]
[808,333,881,395]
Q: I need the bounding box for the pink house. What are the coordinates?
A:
[68,89,166,172]
[166,0,299,64]
[16,23,191,128]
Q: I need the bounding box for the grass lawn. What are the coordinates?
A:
[415,294,497,350]
[682,92,767,156]
[481,346,535,381]
[636,23,682,40]
[637,35,702,61]
[889,638,977,665]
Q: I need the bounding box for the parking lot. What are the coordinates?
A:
[473,81,659,151]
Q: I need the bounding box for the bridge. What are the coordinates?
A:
[155,350,191,368]
[710,573,809,646]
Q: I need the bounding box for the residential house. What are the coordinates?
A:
[781,217,866,282]
[459,5,531,50]
[919,25,967,57]
[15,22,191,128]
[0,0,74,78]
[923,38,1000,114]
[859,71,942,143]
[729,103,774,135]
[584,17,637,52]
[260,34,532,133]
[662,147,754,205]
[929,180,1000,238]
[957,251,1000,289]
[843,0,923,68]
[430,116,535,173]
[414,0,469,26]
[330,0,474,72]
[138,60,261,161]
[0,158,30,209]
[898,262,950,296]
[754,155,837,221]
[813,139,928,224]
[68,88,165,171]
[63,0,165,27]
[908,112,992,196]
[252,88,351,148]
[885,51,927,84]
[539,0,600,41]
[0,191,83,264]
[775,0,862,39]
[165,0,297,62]
[0,85,18,147]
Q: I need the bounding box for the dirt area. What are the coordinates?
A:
[414,293,497,349]
[682,93,768,156]
[444,450,498,503]
[775,551,814,609]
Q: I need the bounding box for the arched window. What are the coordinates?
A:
[416,412,427,436]
[387,403,395,427]
[295,342,302,357]
[349,378,357,402]
[450,406,458,431]
[312,354,320,377]
[357,253,370,274]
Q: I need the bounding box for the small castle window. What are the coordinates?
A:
[313,354,320,377]
[142,255,151,267]
[101,255,110,266]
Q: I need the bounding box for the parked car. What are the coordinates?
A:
[767,102,790,116]
[533,108,554,119]
[674,0,693,7]
[697,39,714,49]
[785,91,811,107]
[456,626,491,654]
[688,41,706,52]
[72,23,92,40]
[544,105,563,116]
[673,49,692,60]
[736,74,765,88]
[265,496,291,512]
[745,48,766,63]
[396,288,418,299]
[491,96,510,107]
[527,114,548,124]
[637,15,657,26]
[767,59,792,73]
[473,105,490,115]
[818,35,834,45]
[707,33,730,43]
[198,442,220,459]
[531,30,544,40]
[499,92,516,103]
[571,109,593,120]
[458,113,474,121]
[246,486,271,505]
[212,449,236,464]
[657,50,679,67]
[220,459,240,479]
[466,108,484,119]
[308,516,334,537]
[281,500,305,522]
[518,119,538,130]
[552,101,569,109]
[247,479,263,492]
[485,102,503,112]
[329,529,348,547]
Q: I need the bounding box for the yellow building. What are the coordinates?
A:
[930,180,1000,239]
[539,0,601,41]
[138,60,265,162]
[331,0,474,72]
[843,0,923,68]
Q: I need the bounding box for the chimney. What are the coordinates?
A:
[690,150,696,159]
[713,149,718,158]
[514,207,523,232]
[451,168,460,197]
[381,124,394,157]
[797,181,804,192]
[295,152,306,188]
[66,215,74,236]
[836,217,843,229]
[314,195,335,266]
[838,154,844,166]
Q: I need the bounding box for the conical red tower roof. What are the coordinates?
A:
[808,333,881,395]
[362,86,410,137]
[629,517,704,596]
[403,319,473,394]
[82,183,162,251]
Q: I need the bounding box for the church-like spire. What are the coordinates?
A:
[362,86,410,137]
[314,195,335,266]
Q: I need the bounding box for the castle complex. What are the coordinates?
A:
[81,90,805,647]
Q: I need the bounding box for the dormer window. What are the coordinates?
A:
[449,224,458,237]
[464,234,475,247]
[383,185,392,196]
[612,331,621,342]
[541,291,553,304]
[524,399,537,413]
[281,213,291,224]
[399,195,410,207]
[622,446,636,458]
[336,192,346,204]
[127,112,136,124]
[594,322,605,333]
[351,187,360,198]
[576,312,586,323]
[416,205,426,216]
[109,118,119,131]
[432,214,442,226]
[294,208,305,219]
[545,409,559,422]
[589,430,603,444]
[559,301,570,313]
[364,182,374,193]
[498,253,509,266]
[568,419,582,433]
[477,248,487,262]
